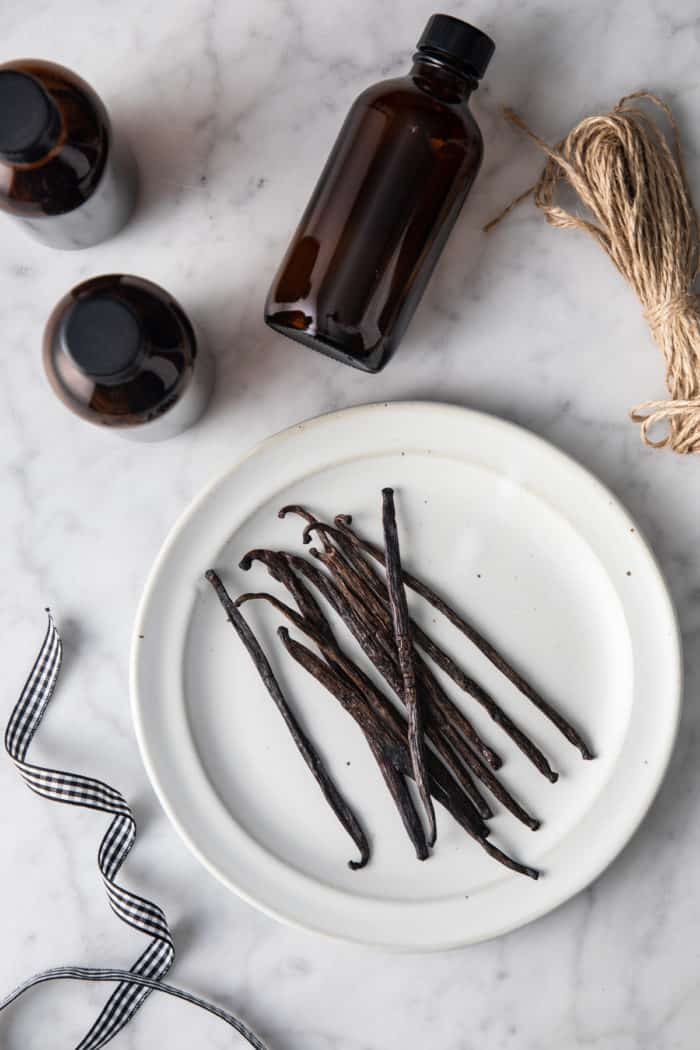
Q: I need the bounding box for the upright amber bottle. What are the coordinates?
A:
[265,14,494,372]
[0,59,136,249]
[43,275,214,441]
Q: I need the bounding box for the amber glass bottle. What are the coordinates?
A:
[0,59,136,249]
[265,15,494,372]
[43,275,214,441]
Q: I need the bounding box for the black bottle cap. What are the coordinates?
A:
[62,295,145,384]
[417,14,495,80]
[0,69,61,163]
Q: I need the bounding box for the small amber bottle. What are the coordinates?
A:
[43,275,214,441]
[265,14,494,373]
[0,59,136,249]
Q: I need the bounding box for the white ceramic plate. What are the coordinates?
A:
[131,402,681,950]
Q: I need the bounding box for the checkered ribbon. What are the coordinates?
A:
[1,611,268,1049]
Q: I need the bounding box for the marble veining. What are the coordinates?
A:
[2,0,700,1046]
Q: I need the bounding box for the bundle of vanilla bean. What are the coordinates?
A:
[206,490,594,880]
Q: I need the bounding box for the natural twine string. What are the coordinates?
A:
[485,91,700,454]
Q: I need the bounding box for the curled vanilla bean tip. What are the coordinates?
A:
[238,548,280,574]
[279,505,334,552]
[279,504,317,524]
[280,505,308,521]
[234,592,269,609]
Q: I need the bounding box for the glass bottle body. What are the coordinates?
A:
[265,57,484,372]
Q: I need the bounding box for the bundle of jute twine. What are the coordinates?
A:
[485,91,700,454]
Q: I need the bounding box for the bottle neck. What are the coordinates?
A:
[410,53,477,104]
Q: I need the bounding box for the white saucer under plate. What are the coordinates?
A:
[131,402,681,951]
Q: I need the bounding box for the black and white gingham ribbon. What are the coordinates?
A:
[1,611,268,1049]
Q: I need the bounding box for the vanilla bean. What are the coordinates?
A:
[332,516,594,761]
[413,631,558,782]
[311,547,504,772]
[278,626,429,861]
[369,736,431,862]
[280,552,408,691]
[416,665,538,828]
[304,646,490,836]
[275,626,491,850]
[239,550,538,827]
[381,488,435,846]
[318,637,489,829]
[440,724,540,830]
[305,522,558,783]
[422,733,492,819]
[328,533,554,778]
[235,589,491,827]
[298,551,539,828]
[279,627,538,879]
[299,549,539,829]
[280,551,532,822]
[417,650,503,770]
[205,570,370,870]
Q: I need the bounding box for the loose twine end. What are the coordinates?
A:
[484,93,700,454]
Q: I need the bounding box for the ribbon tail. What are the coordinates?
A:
[2,612,270,1050]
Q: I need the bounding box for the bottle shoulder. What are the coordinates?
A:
[352,73,482,143]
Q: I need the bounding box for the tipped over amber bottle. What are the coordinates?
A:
[265,14,494,372]
[0,59,136,249]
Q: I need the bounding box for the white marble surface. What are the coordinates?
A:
[1,0,699,1046]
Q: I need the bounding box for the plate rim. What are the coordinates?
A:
[130,400,683,950]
